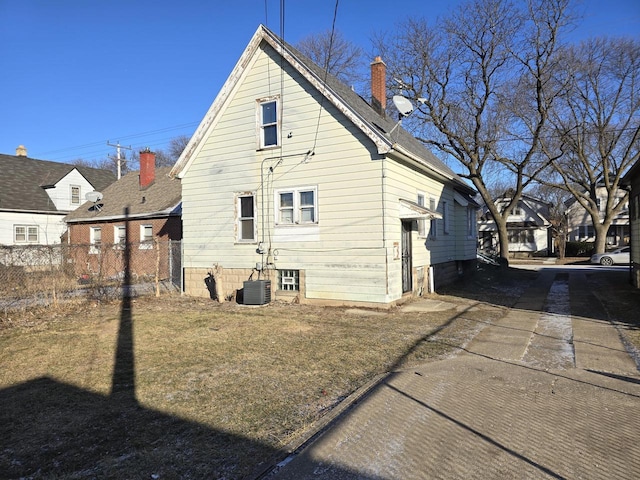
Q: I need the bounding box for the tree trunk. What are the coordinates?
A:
[495,217,510,268]
[593,222,610,254]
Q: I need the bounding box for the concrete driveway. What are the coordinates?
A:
[266,267,640,479]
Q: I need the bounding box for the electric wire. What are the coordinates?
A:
[310,0,340,155]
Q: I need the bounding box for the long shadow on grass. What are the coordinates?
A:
[1,210,378,479]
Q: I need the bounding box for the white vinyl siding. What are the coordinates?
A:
[179,41,476,303]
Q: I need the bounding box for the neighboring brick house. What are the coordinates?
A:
[65,150,181,281]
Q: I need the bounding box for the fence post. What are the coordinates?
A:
[155,237,160,297]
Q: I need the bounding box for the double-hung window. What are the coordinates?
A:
[276,187,317,225]
[442,201,449,234]
[70,185,81,205]
[417,193,426,237]
[236,193,256,242]
[257,97,279,149]
[14,225,38,243]
[429,198,438,238]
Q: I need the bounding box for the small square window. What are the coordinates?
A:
[279,269,299,291]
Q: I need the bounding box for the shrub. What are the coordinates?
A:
[565,241,594,257]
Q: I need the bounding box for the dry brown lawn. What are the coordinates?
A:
[0,292,500,479]
[2,263,638,479]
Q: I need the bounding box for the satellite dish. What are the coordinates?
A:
[85,191,103,203]
[393,95,414,117]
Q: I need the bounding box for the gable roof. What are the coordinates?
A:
[0,153,116,213]
[65,167,181,223]
[170,25,475,195]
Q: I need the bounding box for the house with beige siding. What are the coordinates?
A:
[170,25,478,306]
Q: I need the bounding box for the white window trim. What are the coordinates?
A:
[70,185,81,205]
[113,225,126,249]
[443,201,449,234]
[417,192,426,238]
[274,186,318,226]
[256,96,280,150]
[429,197,438,239]
[236,192,257,243]
[89,227,101,254]
[14,225,39,244]
[467,207,476,239]
[139,224,153,249]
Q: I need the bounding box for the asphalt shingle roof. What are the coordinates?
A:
[0,153,116,212]
[65,167,181,222]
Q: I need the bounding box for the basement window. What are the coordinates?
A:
[279,269,299,291]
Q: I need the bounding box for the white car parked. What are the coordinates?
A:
[590,246,630,266]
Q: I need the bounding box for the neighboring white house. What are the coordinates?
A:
[478,194,553,256]
[170,25,479,306]
[0,148,115,247]
[565,186,629,246]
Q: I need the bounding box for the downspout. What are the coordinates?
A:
[382,156,388,295]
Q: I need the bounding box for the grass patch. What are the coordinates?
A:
[0,294,490,479]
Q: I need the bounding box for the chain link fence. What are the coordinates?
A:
[0,241,181,312]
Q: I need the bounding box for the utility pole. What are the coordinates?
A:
[107,141,132,179]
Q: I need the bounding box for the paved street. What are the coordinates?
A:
[267,267,640,479]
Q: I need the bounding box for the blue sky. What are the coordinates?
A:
[1,0,639,164]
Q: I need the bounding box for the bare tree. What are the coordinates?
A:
[373,0,573,264]
[540,37,640,253]
[296,29,365,90]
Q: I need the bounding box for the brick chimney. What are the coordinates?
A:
[139,148,156,189]
[15,145,27,157]
[370,56,386,116]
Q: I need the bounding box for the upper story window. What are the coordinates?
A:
[14,225,38,243]
[276,187,317,225]
[70,185,81,205]
[257,97,280,149]
[510,206,522,216]
[236,193,256,242]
